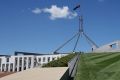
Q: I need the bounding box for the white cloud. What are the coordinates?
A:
[32,8,41,14]
[32,5,77,20]
[43,5,77,20]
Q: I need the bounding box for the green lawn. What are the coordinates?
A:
[74,52,120,80]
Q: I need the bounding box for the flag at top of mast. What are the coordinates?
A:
[73,4,80,10]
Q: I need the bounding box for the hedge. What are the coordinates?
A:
[43,53,76,67]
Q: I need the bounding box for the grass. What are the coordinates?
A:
[74,52,120,80]
[96,54,120,69]
[89,53,113,60]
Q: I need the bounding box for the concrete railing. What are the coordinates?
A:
[68,54,80,78]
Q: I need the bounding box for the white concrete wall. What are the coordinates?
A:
[93,40,120,52]
[0,54,68,72]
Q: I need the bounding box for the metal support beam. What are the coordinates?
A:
[53,14,98,53]
[83,32,99,48]
[54,32,79,53]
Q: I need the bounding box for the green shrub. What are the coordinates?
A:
[43,53,76,67]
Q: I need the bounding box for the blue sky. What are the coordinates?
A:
[0,0,120,55]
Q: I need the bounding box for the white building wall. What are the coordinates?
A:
[93,40,120,52]
[0,54,68,72]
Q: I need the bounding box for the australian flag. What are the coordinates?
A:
[73,4,80,10]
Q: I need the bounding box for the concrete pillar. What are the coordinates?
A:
[8,58,11,72]
[1,64,3,72]
[17,57,20,72]
[41,57,43,66]
[31,56,34,68]
[26,57,29,69]
[12,58,15,72]
[4,63,6,72]
[0,64,2,72]
[21,57,24,71]
[0,58,2,71]
[8,63,11,72]
[28,57,30,68]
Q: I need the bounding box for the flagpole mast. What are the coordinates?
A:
[72,5,81,52]
[53,4,98,54]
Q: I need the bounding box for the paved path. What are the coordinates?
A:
[0,67,68,80]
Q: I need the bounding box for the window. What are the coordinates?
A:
[52,57,55,61]
[7,58,9,62]
[15,58,18,66]
[0,58,2,66]
[2,64,5,71]
[48,57,50,62]
[6,64,9,71]
[19,57,22,66]
[43,57,45,62]
[10,63,13,71]
[34,57,37,67]
[28,57,31,68]
[24,57,27,66]
[39,58,41,62]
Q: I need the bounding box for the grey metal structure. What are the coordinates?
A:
[54,5,98,53]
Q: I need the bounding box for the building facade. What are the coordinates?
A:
[93,40,120,52]
[0,52,68,72]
